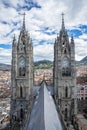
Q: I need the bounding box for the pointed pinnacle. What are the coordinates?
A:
[61,12,65,30]
[57,33,59,38]
[71,34,74,43]
[22,12,26,31]
[13,34,16,47]
[71,34,73,38]
[13,34,16,41]
[71,34,74,40]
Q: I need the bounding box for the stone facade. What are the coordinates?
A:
[10,13,78,130]
[54,14,77,127]
[10,14,33,129]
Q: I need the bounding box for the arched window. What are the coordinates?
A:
[23,42,26,53]
[18,57,26,77]
[62,42,65,46]
[20,108,23,120]
[22,67,26,76]
[20,86,23,97]
[65,87,68,98]
[64,49,66,54]
[65,108,67,121]
[19,67,26,76]
[61,57,71,77]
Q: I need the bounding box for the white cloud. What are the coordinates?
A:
[34,43,54,61]
[79,34,87,40]
[0,0,87,63]
[0,48,11,64]
[75,38,87,61]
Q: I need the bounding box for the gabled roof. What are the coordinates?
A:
[26,81,63,130]
[33,85,54,96]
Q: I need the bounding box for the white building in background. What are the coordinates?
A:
[77,85,87,100]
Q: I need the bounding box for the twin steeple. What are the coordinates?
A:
[22,12,66,36]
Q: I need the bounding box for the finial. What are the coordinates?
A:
[71,34,74,40]
[55,38,56,43]
[13,34,16,47]
[61,12,65,30]
[13,34,16,41]
[22,12,26,31]
[30,38,32,44]
[57,33,59,38]
[71,34,74,44]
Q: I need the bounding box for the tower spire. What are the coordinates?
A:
[12,34,17,52]
[13,34,16,45]
[13,34,16,41]
[71,34,74,44]
[61,12,65,30]
[22,12,26,31]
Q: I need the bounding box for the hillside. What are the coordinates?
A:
[35,57,87,68]
[0,56,87,71]
[34,60,53,69]
[76,56,87,66]
[0,63,11,71]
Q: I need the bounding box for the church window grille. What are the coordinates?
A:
[19,67,26,76]
[62,68,71,76]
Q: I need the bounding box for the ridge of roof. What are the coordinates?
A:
[26,81,63,130]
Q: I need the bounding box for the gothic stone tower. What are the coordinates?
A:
[10,14,33,128]
[54,14,76,126]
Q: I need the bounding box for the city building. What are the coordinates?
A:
[77,85,87,100]
[77,114,87,130]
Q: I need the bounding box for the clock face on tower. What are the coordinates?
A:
[61,58,69,68]
[19,57,25,67]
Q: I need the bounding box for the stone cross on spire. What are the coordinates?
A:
[61,12,65,30]
[22,12,26,31]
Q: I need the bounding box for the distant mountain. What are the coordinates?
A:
[36,57,87,68]
[0,63,11,71]
[80,56,87,63]
[76,56,87,66]
[0,60,53,71]
[0,56,87,71]
[34,56,87,68]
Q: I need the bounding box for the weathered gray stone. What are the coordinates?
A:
[53,14,77,126]
[10,14,33,130]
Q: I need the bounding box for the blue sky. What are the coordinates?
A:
[0,0,87,64]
